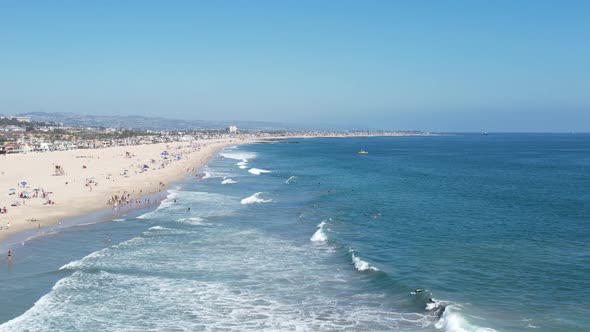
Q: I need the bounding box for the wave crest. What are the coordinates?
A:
[220,151,256,161]
[248,168,271,175]
[221,178,238,184]
[310,221,328,242]
[240,192,272,205]
[349,248,379,272]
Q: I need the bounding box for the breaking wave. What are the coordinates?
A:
[310,221,328,242]
[220,151,256,161]
[176,217,208,226]
[248,168,271,175]
[348,248,379,272]
[240,192,272,205]
[434,304,497,332]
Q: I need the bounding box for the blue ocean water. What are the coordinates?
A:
[1,134,589,331]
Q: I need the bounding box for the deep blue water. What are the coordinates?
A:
[0,134,589,331]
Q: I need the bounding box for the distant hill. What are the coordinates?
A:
[15,112,293,131]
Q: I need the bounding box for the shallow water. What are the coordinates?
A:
[1,134,589,331]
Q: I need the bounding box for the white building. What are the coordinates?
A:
[227,125,238,134]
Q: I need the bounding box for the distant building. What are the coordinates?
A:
[14,116,31,123]
[0,116,31,123]
[227,125,238,134]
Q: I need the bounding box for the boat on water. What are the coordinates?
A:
[358,150,368,154]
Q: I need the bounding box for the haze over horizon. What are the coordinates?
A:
[1,1,588,132]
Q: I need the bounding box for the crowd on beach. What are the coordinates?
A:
[0,139,235,264]
[1,183,57,225]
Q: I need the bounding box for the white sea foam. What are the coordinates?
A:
[220,151,257,161]
[4,222,431,332]
[310,221,328,242]
[248,168,271,175]
[285,176,297,184]
[434,304,497,332]
[139,191,237,219]
[136,188,180,219]
[176,217,208,226]
[236,161,248,166]
[239,165,248,169]
[59,248,110,270]
[240,192,272,205]
[148,225,172,231]
[221,178,238,184]
[349,248,379,272]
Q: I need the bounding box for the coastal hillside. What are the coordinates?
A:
[14,112,293,131]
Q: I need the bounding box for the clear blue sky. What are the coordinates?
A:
[0,1,588,131]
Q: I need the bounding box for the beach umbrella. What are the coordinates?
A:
[21,181,27,186]
[8,188,16,192]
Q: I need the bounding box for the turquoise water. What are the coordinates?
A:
[0,135,589,331]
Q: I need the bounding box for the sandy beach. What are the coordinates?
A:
[0,138,247,242]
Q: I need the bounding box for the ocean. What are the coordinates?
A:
[0,134,588,331]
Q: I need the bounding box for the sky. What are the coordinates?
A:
[0,0,589,132]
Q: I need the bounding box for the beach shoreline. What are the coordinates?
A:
[0,134,422,246]
[0,138,257,244]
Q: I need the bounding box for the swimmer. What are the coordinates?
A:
[7,249,12,261]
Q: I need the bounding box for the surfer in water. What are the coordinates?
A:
[7,249,12,262]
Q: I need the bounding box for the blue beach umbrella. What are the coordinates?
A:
[8,188,16,192]
[21,181,27,186]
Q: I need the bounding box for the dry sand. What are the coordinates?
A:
[0,138,247,242]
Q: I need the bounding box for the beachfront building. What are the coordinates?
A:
[0,125,26,132]
[227,125,238,134]
[14,116,31,123]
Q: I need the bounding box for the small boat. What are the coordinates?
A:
[358,150,368,154]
